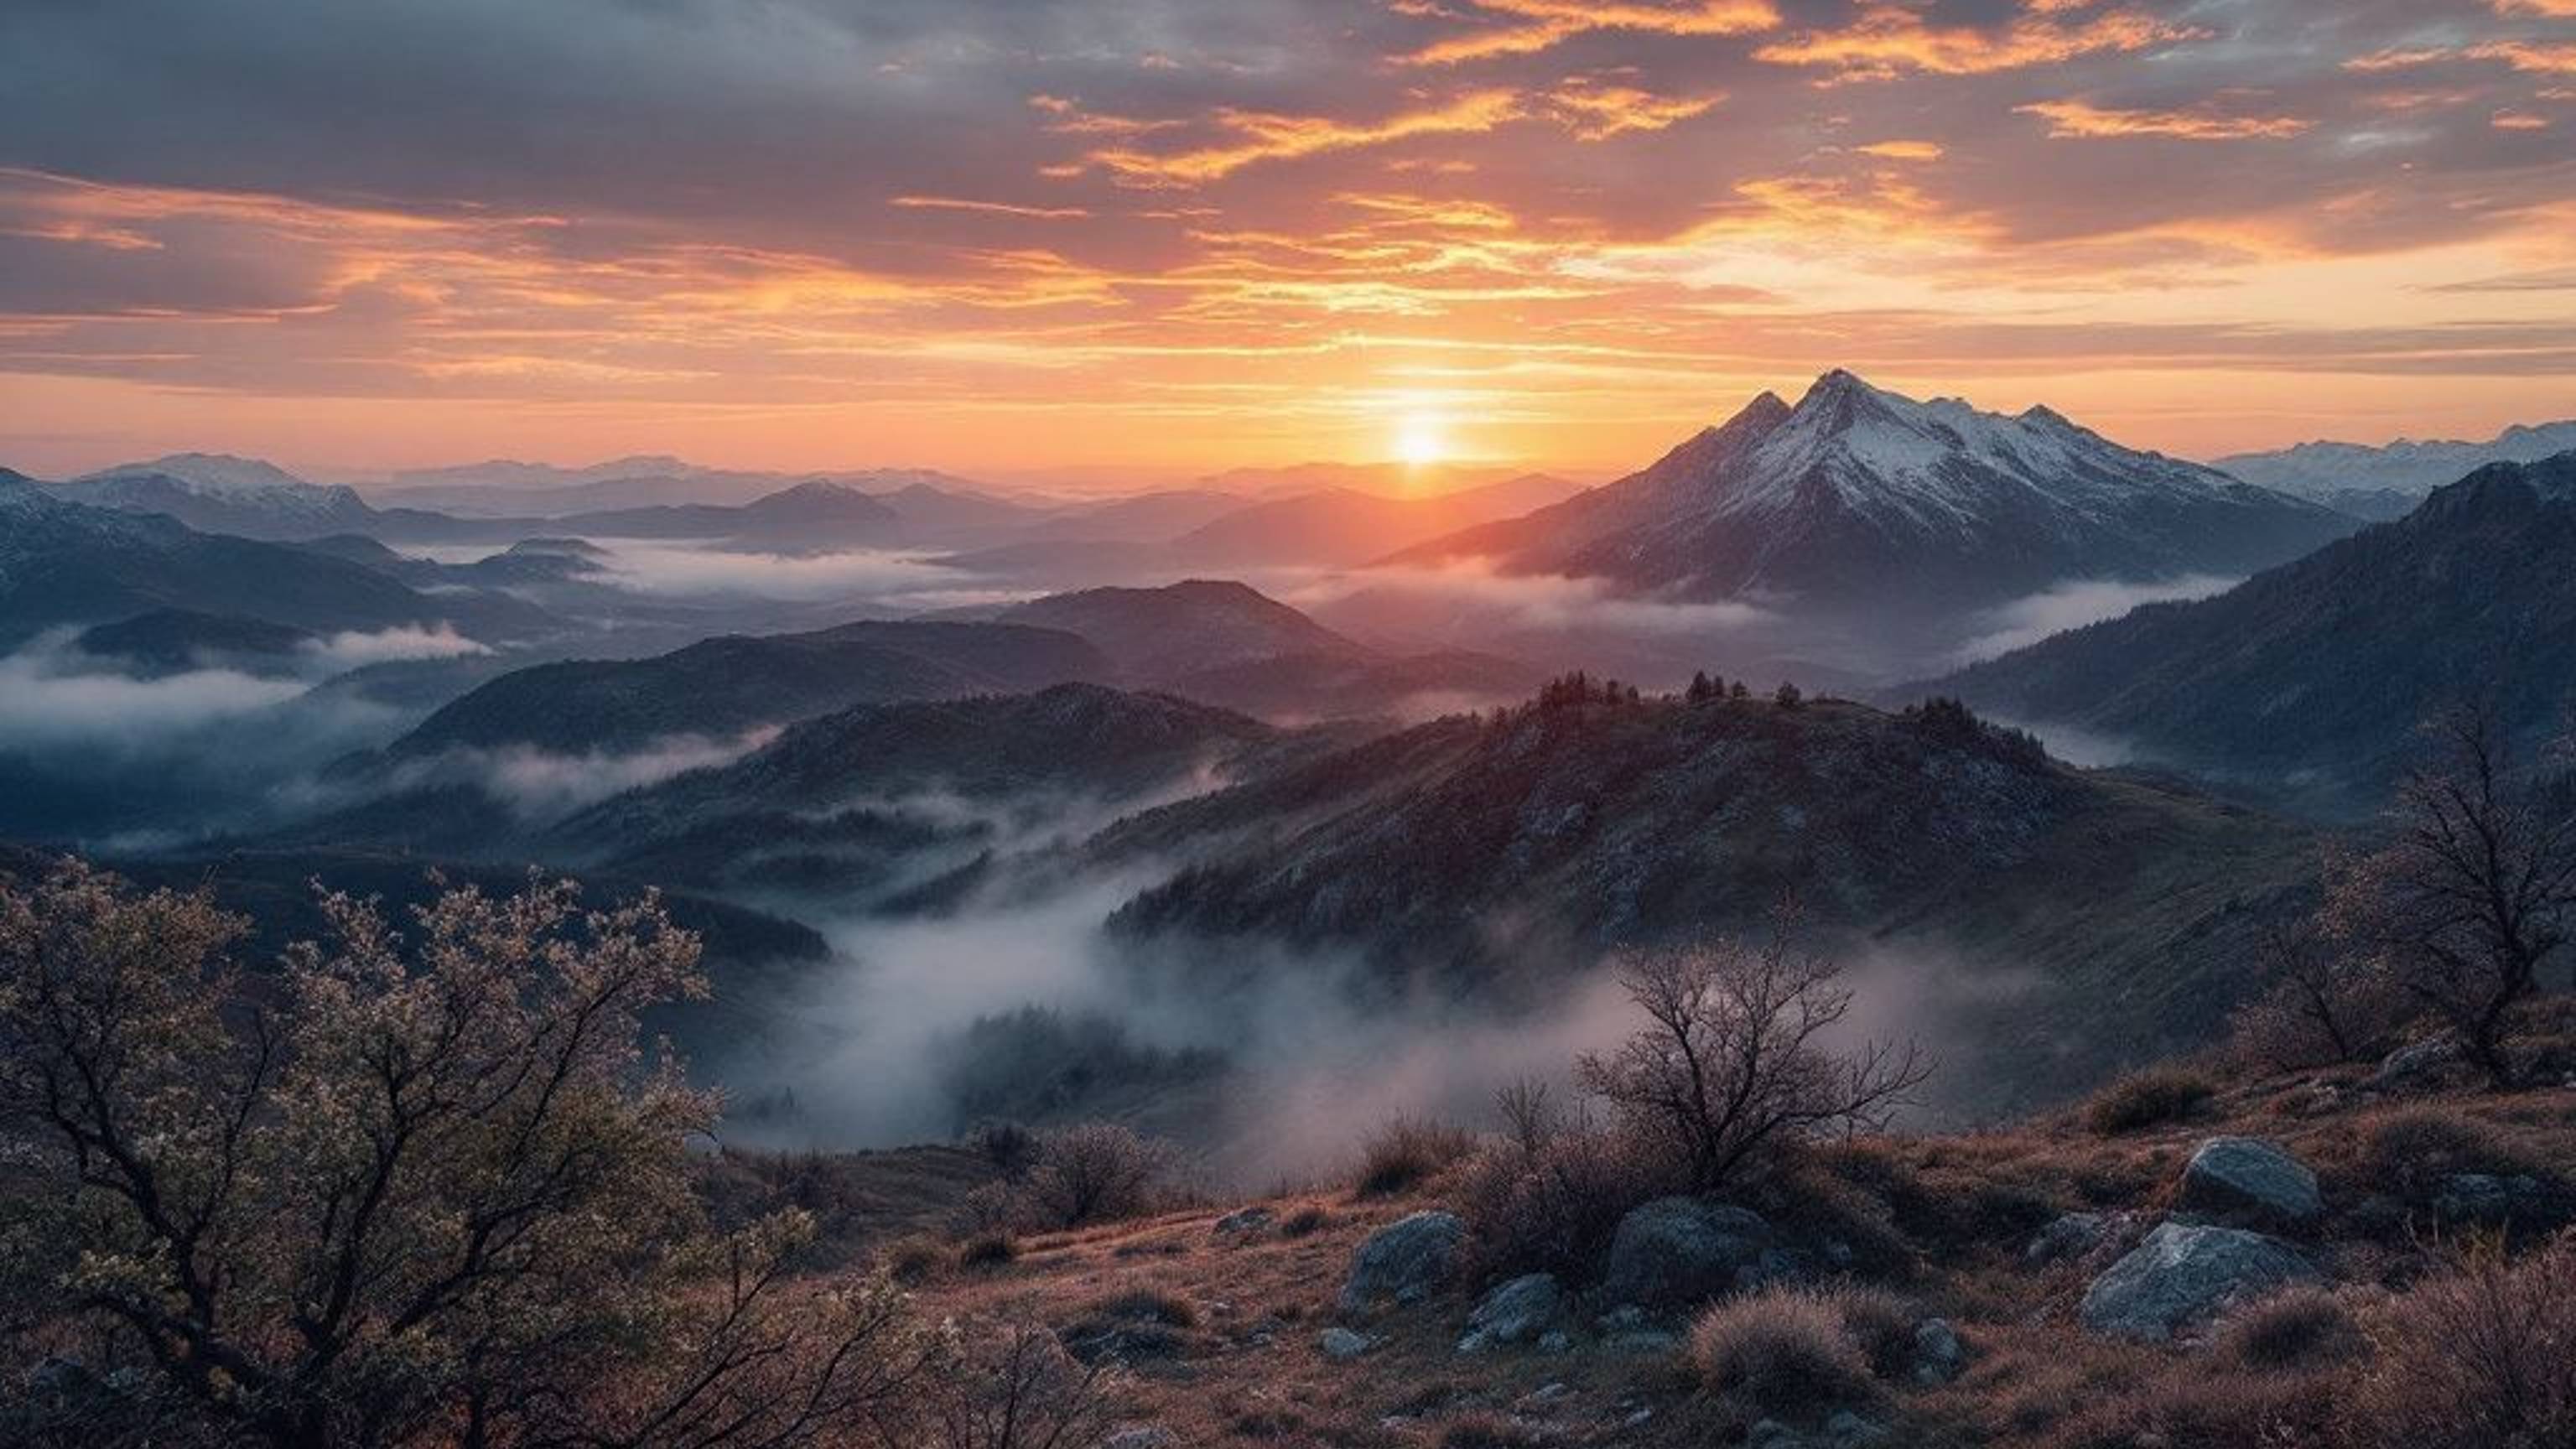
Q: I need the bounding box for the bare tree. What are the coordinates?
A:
[2325,703,2576,1087]
[0,860,936,1449]
[1577,907,1929,1192]
[2226,916,2412,1072]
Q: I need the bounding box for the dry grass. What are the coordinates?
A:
[1355,1116,1482,1198]
[2342,1240,2576,1449]
[1686,1286,1883,1419]
[2083,1066,2217,1136]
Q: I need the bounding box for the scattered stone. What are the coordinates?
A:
[1339,1210,1464,1314]
[1536,1329,1574,1354]
[1601,1327,1682,1355]
[1457,1272,1565,1353]
[2079,1223,2322,1342]
[1599,1197,1776,1311]
[1913,1317,1963,1384]
[2179,1138,2321,1228]
[1825,1410,1888,1446]
[1103,1431,1174,1449]
[2433,1172,2561,1228]
[2025,1211,2123,1266]
[1318,1327,1377,1361]
[1214,1207,1275,1236]
[2367,1037,2460,1093]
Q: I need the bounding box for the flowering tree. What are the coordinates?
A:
[0,860,935,1449]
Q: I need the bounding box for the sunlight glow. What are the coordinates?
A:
[1395,411,1450,468]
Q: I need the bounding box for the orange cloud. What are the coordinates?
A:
[2494,0,2576,15]
[1545,81,1724,140]
[2349,40,2576,76]
[1079,91,1523,184]
[1756,4,2203,82]
[2017,99,2314,141]
[1855,139,1945,161]
[891,195,1090,220]
[1401,0,1779,67]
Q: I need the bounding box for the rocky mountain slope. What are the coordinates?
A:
[1394,371,2354,616]
[1094,688,2318,1113]
[1932,452,2576,813]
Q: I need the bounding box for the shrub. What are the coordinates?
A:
[1014,1122,1176,1229]
[2357,1109,2532,1204]
[1355,1114,1480,1197]
[958,1230,1019,1268]
[1457,1124,1677,1281]
[2215,1285,2366,1372]
[2084,1065,2215,1135]
[1281,1204,1332,1237]
[2342,1241,2576,1449]
[1814,1284,1920,1381]
[1687,1287,1878,1418]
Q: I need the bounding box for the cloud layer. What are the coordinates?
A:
[0,0,2570,474]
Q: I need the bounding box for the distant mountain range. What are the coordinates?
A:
[2215,420,2576,520]
[1933,451,2576,813]
[1394,371,2355,617]
[0,469,509,646]
[370,579,1536,773]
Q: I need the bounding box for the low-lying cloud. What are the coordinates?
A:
[302,623,490,669]
[1950,574,2239,666]
[0,637,309,749]
[591,539,1026,611]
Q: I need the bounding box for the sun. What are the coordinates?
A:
[1394,411,1450,468]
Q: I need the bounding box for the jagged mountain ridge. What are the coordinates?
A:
[0,469,480,645]
[1394,371,2355,614]
[1932,451,2576,812]
[2215,418,2576,517]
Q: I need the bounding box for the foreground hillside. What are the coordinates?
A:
[740,1023,2576,1449]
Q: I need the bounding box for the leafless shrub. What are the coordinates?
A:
[1354,1115,1480,1197]
[1457,1124,1678,1282]
[1578,906,1929,1192]
[2358,1109,2534,1204]
[1494,1078,1567,1156]
[923,1325,1124,1449]
[2342,1239,2576,1449]
[1012,1123,1176,1229]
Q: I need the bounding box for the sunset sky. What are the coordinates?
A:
[2,0,2572,483]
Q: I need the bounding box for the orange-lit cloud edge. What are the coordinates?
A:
[0,0,2571,483]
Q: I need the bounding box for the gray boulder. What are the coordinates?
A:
[1339,1210,1465,1313]
[1317,1327,1376,1361]
[2368,1037,2460,1093]
[1213,1207,1275,1236]
[2079,1223,2321,1342]
[2024,1210,2127,1267]
[1599,1197,1775,1311]
[1457,1273,1565,1353]
[2434,1173,2562,1228]
[1912,1317,1963,1384]
[2179,1138,2321,1228]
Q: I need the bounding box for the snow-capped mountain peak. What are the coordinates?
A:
[1392,368,2358,614]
